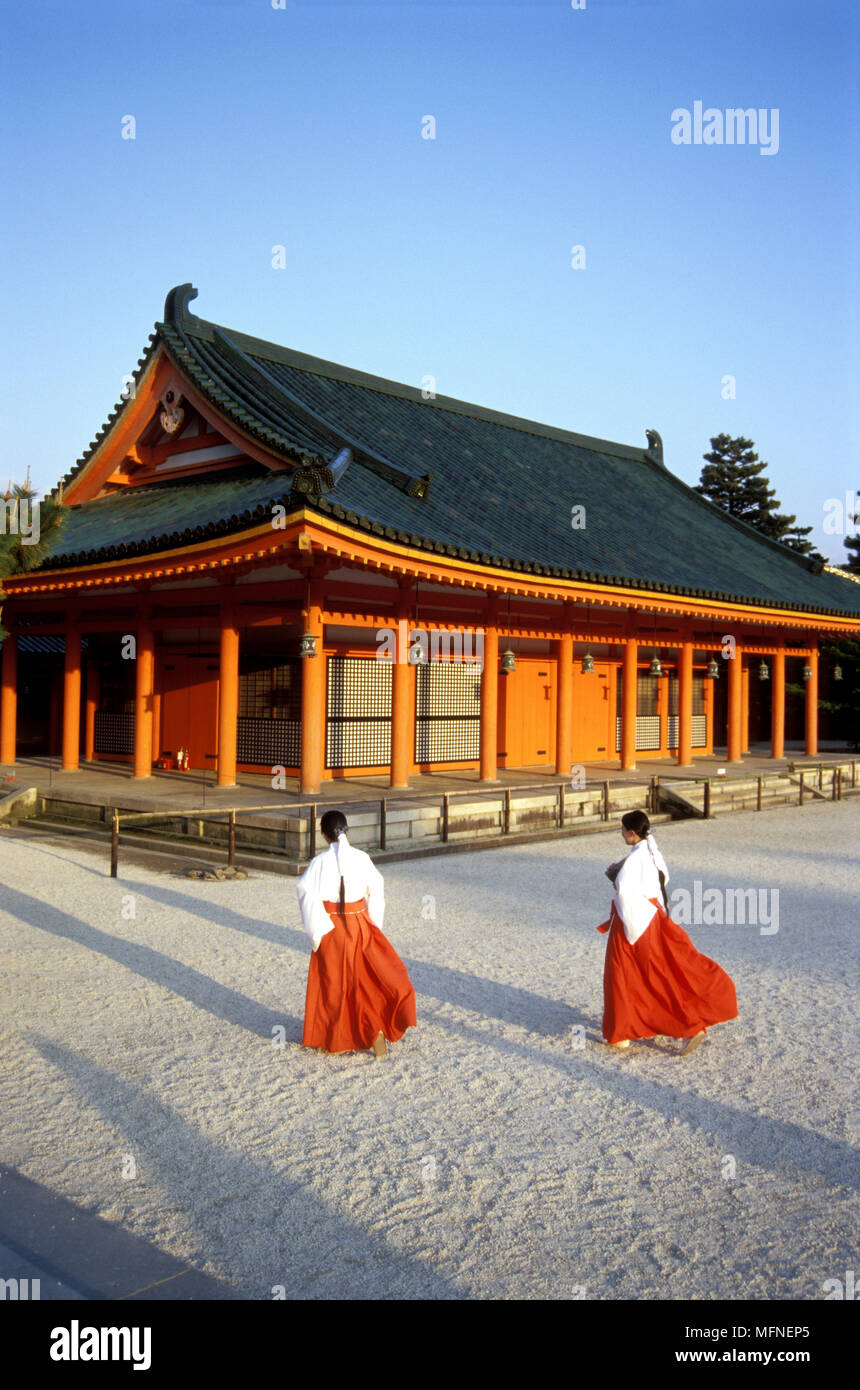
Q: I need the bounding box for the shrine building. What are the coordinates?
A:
[2,283,859,793]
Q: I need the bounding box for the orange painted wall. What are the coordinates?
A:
[570,661,615,762]
[159,654,219,772]
[498,659,556,767]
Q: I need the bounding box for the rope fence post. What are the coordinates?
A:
[504,788,511,835]
[799,771,805,806]
[558,782,565,828]
[704,779,711,819]
[110,811,119,878]
[442,793,449,843]
[757,775,762,812]
[602,780,610,822]
[227,810,236,868]
[380,797,387,851]
[309,804,317,859]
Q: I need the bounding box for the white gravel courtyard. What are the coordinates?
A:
[1,802,857,1301]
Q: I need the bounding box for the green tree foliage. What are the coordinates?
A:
[695,434,824,563]
[842,491,860,574]
[0,482,66,641]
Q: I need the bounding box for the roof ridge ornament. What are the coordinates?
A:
[163,284,199,326]
[645,429,664,466]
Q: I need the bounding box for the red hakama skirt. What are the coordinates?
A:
[303,899,417,1053]
[598,899,737,1045]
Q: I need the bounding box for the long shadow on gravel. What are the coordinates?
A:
[23,1035,464,1300]
[126,882,582,1037]
[1,885,302,1042]
[425,1012,860,1196]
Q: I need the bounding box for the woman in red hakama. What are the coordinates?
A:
[297,810,416,1057]
[598,810,737,1055]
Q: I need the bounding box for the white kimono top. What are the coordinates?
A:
[612,834,670,946]
[296,833,385,951]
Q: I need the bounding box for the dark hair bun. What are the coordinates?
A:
[621,809,650,837]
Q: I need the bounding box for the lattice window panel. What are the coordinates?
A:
[94,711,135,755]
[615,670,661,750]
[415,664,481,762]
[668,676,705,717]
[616,715,662,753]
[239,660,301,720]
[326,657,391,768]
[637,675,659,716]
[692,714,707,747]
[237,717,301,766]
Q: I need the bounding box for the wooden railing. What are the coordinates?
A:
[104,760,857,876]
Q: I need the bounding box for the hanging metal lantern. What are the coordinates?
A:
[707,656,720,679]
[802,663,812,681]
[649,653,663,677]
[581,650,595,674]
[834,664,843,681]
[408,643,427,665]
[758,660,769,682]
[299,631,317,658]
[501,648,516,675]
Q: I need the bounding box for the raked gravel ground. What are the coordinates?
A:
[1,801,857,1301]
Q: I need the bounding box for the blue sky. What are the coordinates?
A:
[1,0,857,561]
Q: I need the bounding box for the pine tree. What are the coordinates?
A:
[842,491,860,574]
[694,434,824,563]
[0,481,66,640]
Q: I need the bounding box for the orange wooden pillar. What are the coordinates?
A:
[621,637,637,770]
[61,622,82,771]
[480,604,499,782]
[727,648,743,761]
[771,648,785,758]
[677,639,693,766]
[0,627,17,765]
[741,663,750,754]
[217,603,240,787]
[300,578,325,795]
[133,618,155,778]
[390,603,414,789]
[804,647,819,756]
[554,631,573,776]
[84,663,98,761]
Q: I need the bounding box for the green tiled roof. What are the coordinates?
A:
[41,285,860,620]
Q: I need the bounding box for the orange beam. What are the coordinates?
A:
[6,509,859,641]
